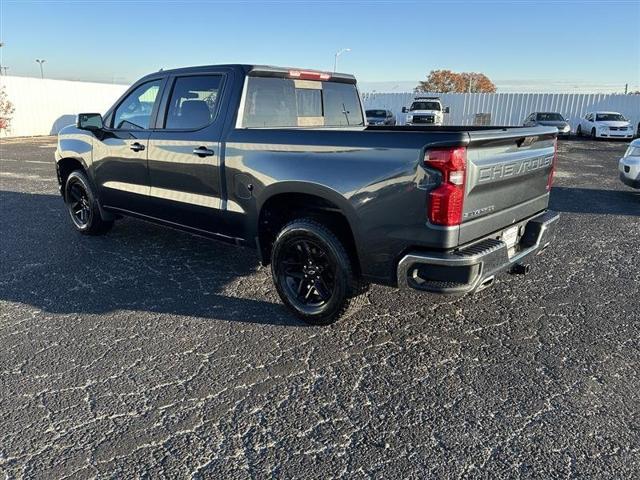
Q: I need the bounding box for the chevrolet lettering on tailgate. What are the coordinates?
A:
[478,155,553,183]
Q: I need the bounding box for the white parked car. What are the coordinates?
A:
[619,139,640,189]
[576,111,634,139]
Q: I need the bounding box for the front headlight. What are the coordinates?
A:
[406,115,413,123]
[598,124,609,130]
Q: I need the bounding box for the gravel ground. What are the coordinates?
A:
[1,136,638,479]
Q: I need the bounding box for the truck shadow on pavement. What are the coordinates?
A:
[0,190,304,327]
[550,186,640,216]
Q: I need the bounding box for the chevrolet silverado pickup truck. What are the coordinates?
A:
[55,64,559,324]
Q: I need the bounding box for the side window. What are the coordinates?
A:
[165,75,223,129]
[113,80,162,130]
[243,77,297,127]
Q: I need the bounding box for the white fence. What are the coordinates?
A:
[0,76,128,138]
[1,75,639,137]
[362,92,640,130]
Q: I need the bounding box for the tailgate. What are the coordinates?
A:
[459,127,556,244]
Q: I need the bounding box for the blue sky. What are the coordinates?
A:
[1,0,639,92]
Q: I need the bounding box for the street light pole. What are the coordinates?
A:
[36,59,46,79]
[333,48,351,72]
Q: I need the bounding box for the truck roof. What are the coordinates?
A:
[139,64,357,84]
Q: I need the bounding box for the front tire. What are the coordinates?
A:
[64,170,113,235]
[271,219,363,325]
[591,128,597,140]
[576,125,582,137]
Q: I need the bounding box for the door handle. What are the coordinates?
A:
[192,146,215,157]
[130,142,145,152]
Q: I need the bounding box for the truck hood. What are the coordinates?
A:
[595,121,631,128]
[407,110,441,115]
[58,123,79,135]
[538,121,570,128]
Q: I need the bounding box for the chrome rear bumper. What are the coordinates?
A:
[397,210,560,295]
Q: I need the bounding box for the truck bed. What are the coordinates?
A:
[226,124,557,282]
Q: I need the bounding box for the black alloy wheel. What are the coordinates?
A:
[279,237,337,310]
[67,177,93,229]
[271,219,362,325]
[64,170,113,235]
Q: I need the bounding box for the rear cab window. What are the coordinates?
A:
[241,75,364,128]
[164,75,223,129]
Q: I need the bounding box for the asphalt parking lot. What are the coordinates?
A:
[1,136,639,478]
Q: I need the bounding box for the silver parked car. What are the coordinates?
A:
[523,112,571,138]
[619,139,640,189]
[366,109,396,126]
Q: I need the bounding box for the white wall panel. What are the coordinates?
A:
[1,76,638,137]
[363,91,640,132]
[1,76,128,138]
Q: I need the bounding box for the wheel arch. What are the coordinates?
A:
[57,157,89,200]
[256,183,362,271]
[57,156,114,221]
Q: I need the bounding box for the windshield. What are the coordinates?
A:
[242,76,364,128]
[410,101,441,111]
[366,109,387,117]
[537,113,564,121]
[596,113,626,122]
[625,146,640,157]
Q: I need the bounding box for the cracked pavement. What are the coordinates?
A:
[0,136,639,478]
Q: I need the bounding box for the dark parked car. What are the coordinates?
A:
[523,112,571,138]
[366,109,396,126]
[56,64,559,324]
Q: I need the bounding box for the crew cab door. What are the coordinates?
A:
[145,71,229,232]
[93,78,165,213]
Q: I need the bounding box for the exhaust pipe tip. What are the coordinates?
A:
[510,263,531,275]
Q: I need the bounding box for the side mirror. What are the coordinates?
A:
[444,106,450,114]
[401,107,407,113]
[77,113,103,131]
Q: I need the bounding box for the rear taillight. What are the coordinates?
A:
[425,147,467,226]
[547,138,557,191]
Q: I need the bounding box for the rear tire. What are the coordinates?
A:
[64,170,113,235]
[271,218,365,325]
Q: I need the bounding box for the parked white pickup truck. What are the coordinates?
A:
[402,97,449,126]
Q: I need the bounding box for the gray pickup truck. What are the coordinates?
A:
[55,64,559,324]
